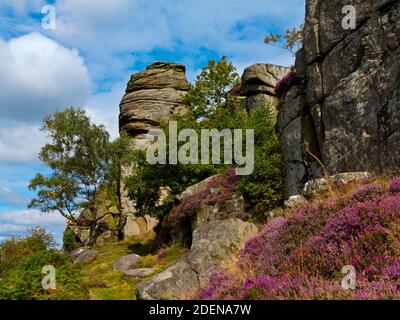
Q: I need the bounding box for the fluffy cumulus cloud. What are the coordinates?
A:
[0,32,91,164]
[47,0,304,82]
[0,32,91,123]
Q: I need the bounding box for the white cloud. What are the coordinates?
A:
[0,32,91,123]
[0,121,46,163]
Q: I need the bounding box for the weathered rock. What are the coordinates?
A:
[123,214,158,238]
[117,62,189,238]
[278,0,400,197]
[136,219,258,300]
[70,247,98,265]
[126,62,189,92]
[112,254,141,273]
[161,176,247,245]
[176,175,219,201]
[241,63,291,117]
[284,195,308,209]
[119,62,189,135]
[124,268,156,278]
[303,172,371,199]
[241,64,291,96]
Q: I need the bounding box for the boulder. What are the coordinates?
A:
[241,63,291,96]
[112,254,141,273]
[161,175,246,245]
[284,195,308,209]
[118,62,189,236]
[136,219,258,300]
[70,247,98,265]
[119,62,189,135]
[241,63,291,118]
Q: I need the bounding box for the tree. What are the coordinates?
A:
[264,25,304,56]
[29,108,132,246]
[184,56,240,119]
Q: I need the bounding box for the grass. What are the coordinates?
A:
[78,233,188,300]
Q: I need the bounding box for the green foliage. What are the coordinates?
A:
[238,104,284,220]
[264,25,304,55]
[62,227,79,253]
[0,228,88,300]
[28,108,133,245]
[184,56,240,119]
[0,227,55,276]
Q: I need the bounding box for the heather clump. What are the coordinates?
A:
[200,178,400,300]
[176,168,241,219]
[390,177,400,193]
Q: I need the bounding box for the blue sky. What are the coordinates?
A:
[0,0,305,245]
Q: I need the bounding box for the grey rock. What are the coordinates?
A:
[303,172,371,199]
[112,254,141,273]
[278,0,400,198]
[241,63,291,96]
[284,195,308,209]
[71,247,98,265]
[124,268,156,278]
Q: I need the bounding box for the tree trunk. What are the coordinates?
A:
[86,222,98,247]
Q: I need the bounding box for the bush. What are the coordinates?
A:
[0,227,55,276]
[0,250,88,300]
[390,177,400,193]
[62,227,80,253]
[0,228,88,300]
[238,104,284,220]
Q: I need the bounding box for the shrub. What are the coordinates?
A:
[62,227,80,253]
[0,229,88,300]
[238,104,284,220]
[0,250,88,300]
[0,227,55,276]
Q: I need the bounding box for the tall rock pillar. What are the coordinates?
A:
[118,62,190,237]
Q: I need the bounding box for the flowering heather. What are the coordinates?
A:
[275,71,301,99]
[390,177,400,193]
[174,168,241,219]
[200,178,400,300]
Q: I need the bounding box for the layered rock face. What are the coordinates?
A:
[119,62,189,148]
[278,0,400,197]
[241,63,291,116]
[119,62,190,236]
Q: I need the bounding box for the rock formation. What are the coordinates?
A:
[241,63,291,116]
[278,0,400,197]
[119,62,190,237]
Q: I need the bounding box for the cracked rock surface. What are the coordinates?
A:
[278,0,400,198]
